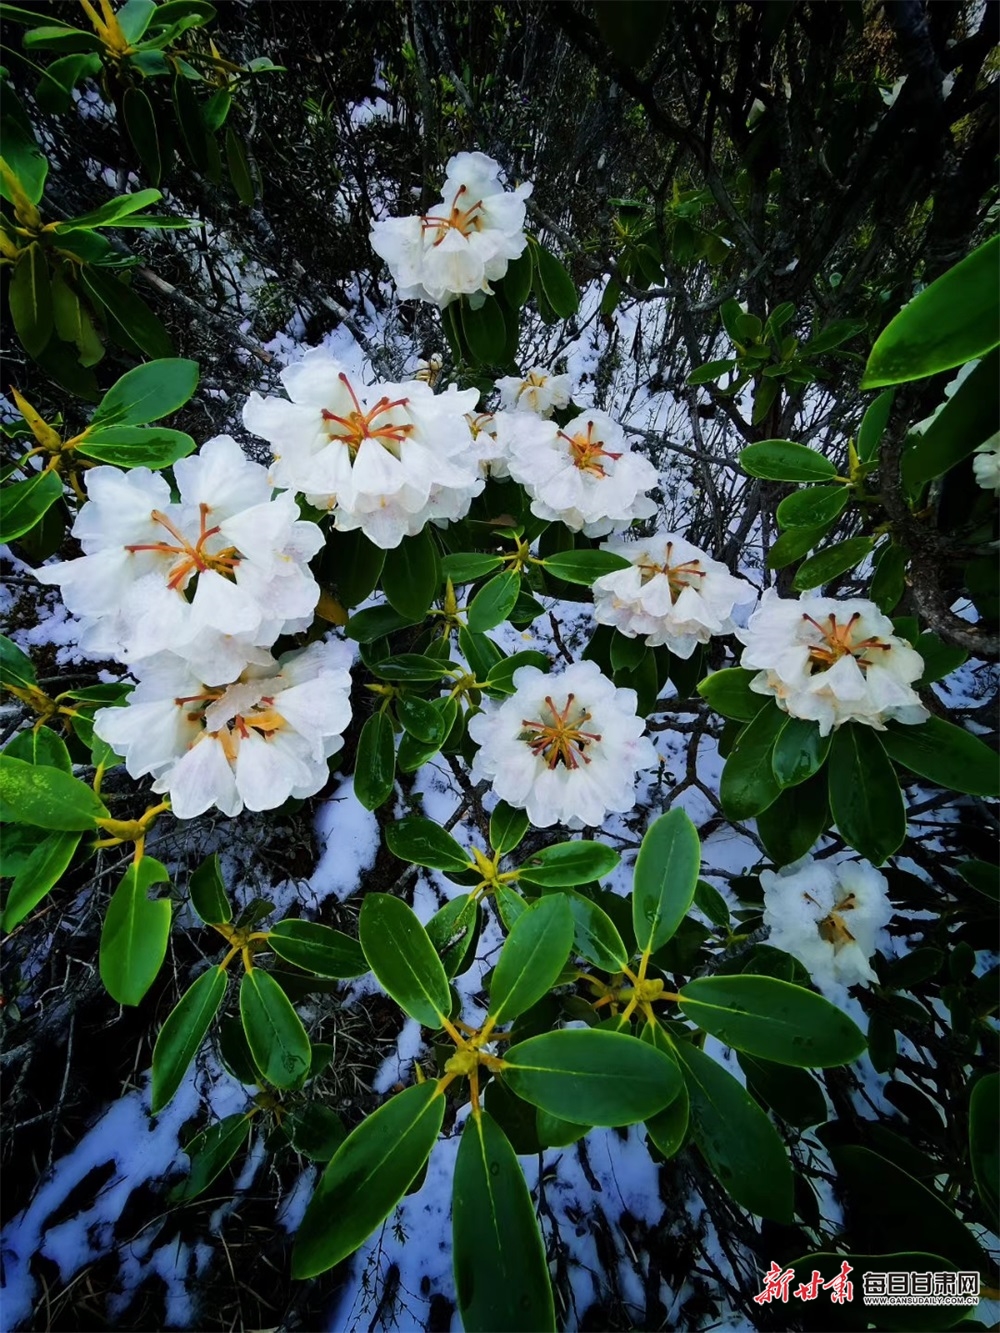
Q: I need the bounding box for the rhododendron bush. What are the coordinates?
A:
[1,3,997,1331]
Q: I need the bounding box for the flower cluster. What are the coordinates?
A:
[738,591,928,736]
[496,367,572,418]
[497,409,658,536]
[370,151,532,309]
[592,533,755,658]
[761,856,894,993]
[243,349,484,550]
[468,660,658,828]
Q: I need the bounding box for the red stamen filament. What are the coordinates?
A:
[802,612,892,673]
[635,543,706,600]
[520,693,602,770]
[419,184,485,244]
[558,422,622,477]
[125,505,240,590]
[321,374,414,458]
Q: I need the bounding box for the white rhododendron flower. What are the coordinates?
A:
[243,349,483,549]
[972,432,1000,494]
[370,151,532,308]
[738,590,928,736]
[93,639,353,819]
[761,856,893,992]
[499,409,657,536]
[37,436,322,685]
[496,367,572,418]
[468,659,658,828]
[592,533,755,657]
[466,410,509,478]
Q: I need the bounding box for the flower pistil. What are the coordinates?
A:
[520,693,602,769]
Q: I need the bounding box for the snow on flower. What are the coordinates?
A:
[592,533,755,657]
[467,659,658,828]
[737,590,928,736]
[243,349,483,549]
[972,432,1000,494]
[36,436,323,685]
[498,408,658,537]
[496,367,572,418]
[761,855,894,992]
[93,639,353,819]
[370,150,532,308]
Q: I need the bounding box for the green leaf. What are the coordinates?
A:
[517,840,620,889]
[828,724,905,864]
[737,1053,827,1128]
[881,717,999,798]
[776,484,849,531]
[679,975,866,1067]
[345,604,416,642]
[353,712,395,811]
[468,570,521,632]
[870,541,907,615]
[739,440,837,482]
[9,244,52,358]
[359,893,451,1028]
[268,920,368,978]
[461,297,507,365]
[785,1252,971,1333]
[224,126,254,205]
[565,889,629,972]
[0,634,37,691]
[286,1104,347,1162]
[857,388,894,463]
[674,1040,793,1222]
[687,358,736,385]
[385,817,470,874]
[0,755,107,829]
[427,894,480,977]
[533,245,579,318]
[292,1081,445,1278]
[767,522,833,570]
[913,631,967,686]
[382,528,438,621]
[66,188,163,230]
[489,801,529,856]
[91,358,199,427]
[696,668,766,722]
[122,86,161,184]
[483,650,550,696]
[1,830,79,931]
[640,1023,689,1158]
[322,529,385,608]
[369,653,453,683]
[792,536,874,591]
[903,357,998,491]
[540,549,630,585]
[862,236,1000,388]
[0,83,48,202]
[609,630,646,673]
[74,425,196,469]
[0,471,63,544]
[504,1028,681,1125]
[771,717,830,788]
[239,968,311,1089]
[151,966,227,1112]
[806,318,866,354]
[694,879,730,929]
[99,856,172,1006]
[440,552,504,583]
[453,1111,555,1333]
[969,1073,999,1221]
[459,626,505,680]
[632,808,701,953]
[4,725,71,771]
[395,694,446,745]
[755,769,828,866]
[169,1113,252,1202]
[79,266,174,359]
[188,852,231,925]
[719,703,787,820]
[489,895,574,1024]
[172,71,211,173]
[22,24,102,51]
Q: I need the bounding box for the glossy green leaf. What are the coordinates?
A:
[881,717,999,798]
[66,188,163,230]
[440,552,504,583]
[79,266,174,359]
[504,1028,681,1126]
[0,755,108,829]
[172,70,211,172]
[468,570,521,632]
[0,634,37,691]
[674,1040,793,1222]
[792,536,875,591]
[903,358,998,491]
[696,668,767,722]
[369,653,454,683]
[489,895,574,1023]
[737,1053,827,1128]
[385,817,470,874]
[969,1073,999,1220]
[461,296,507,365]
[151,966,227,1112]
[719,703,787,820]
[1,830,79,931]
[565,889,629,972]
[828,724,905,864]
[99,856,172,1006]
[913,632,967,686]
[286,1104,347,1162]
[458,626,505,680]
[0,84,48,202]
[517,840,620,889]
[169,1113,252,1202]
[9,244,52,358]
[857,388,895,463]
[693,879,730,929]
[679,975,866,1066]
[359,893,451,1028]
[539,549,630,585]
[268,920,369,978]
[534,245,579,317]
[739,440,837,482]
[382,528,438,621]
[501,248,532,308]
[225,126,254,204]
[640,1022,688,1158]
[870,541,907,614]
[687,358,736,385]
[74,425,196,469]
[239,968,311,1089]
[353,711,395,811]
[426,894,480,977]
[453,1110,555,1333]
[293,1081,445,1277]
[0,471,64,543]
[188,852,231,925]
[483,650,550,696]
[395,694,446,745]
[755,769,828,866]
[632,808,701,954]
[489,801,529,856]
[122,85,161,183]
[4,725,71,771]
[862,236,1000,388]
[767,522,833,570]
[344,604,416,642]
[91,358,199,427]
[775,484,849,530]
[771,717,830,788]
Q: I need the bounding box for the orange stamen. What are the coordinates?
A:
[520,693,602,770]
